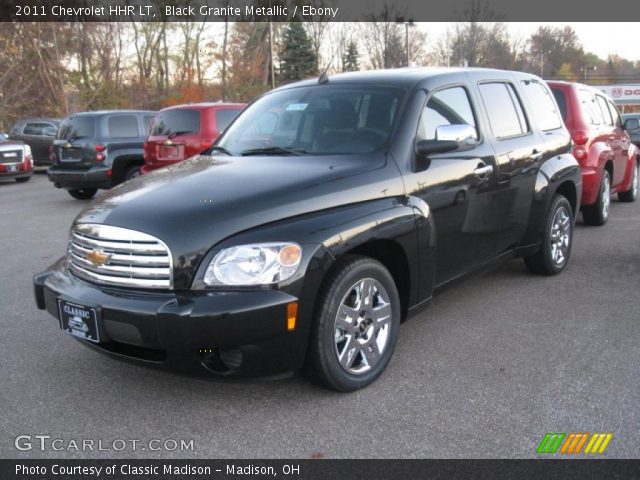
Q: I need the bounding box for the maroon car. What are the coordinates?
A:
[0,138,33,182]
[548,81,638,225]
[141,103,244,174]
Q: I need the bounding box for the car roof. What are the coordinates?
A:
[15,118,60,123]
[274,67,532,91]
[64,110,156,117]
[159,102,245,112]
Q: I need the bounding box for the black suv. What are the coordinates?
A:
[48,110,155,199]
[8,118,60,166]
[34,68,581,391]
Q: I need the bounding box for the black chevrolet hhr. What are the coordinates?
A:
[34,68,581,391]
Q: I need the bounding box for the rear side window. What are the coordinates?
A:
[551,89,567,121]
[57,116,95,140]
[418,86,478,141]
[595,95,613,126]
[108,115,139,138]
[578,90,601,125]
[215,109,242,132]
[521,81,562,131]
[152,109,200,136]
[23,122,52,135]
[479,82,529,139]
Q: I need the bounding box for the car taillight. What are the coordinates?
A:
[572,131,588,145]
[49,144,55,162]
[573,145,588,161]
[95,144,106,161]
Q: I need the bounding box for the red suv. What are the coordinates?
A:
[548,81,638,225]
[141,103,244,174]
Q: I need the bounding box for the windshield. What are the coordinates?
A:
[57,116,95,140]
[151,109,200,136]
[216,84,405,156]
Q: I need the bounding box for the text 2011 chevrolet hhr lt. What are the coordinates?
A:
[34,68,581,391]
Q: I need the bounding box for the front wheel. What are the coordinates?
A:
[68,188,97,200]
[524,194,573,275]
[582,170,611,225]
[618,161,638,202]
[307,256,401,392]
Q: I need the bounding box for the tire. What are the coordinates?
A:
[582,170,611,226]
[125,165,141,181]
[524,194,573,276]
[307,255,401,392]
[68,188,97,200]
[618,161,638,202]
[15,176,31,183]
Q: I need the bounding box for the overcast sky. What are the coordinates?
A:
[420,22,640,61]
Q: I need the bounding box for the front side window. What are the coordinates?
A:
[217,85,405,155]
[417,86,478,141]
[479,82,529,139]
[23,123,44,135]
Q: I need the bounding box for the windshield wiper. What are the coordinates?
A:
[206,145,233,156]
[167,130,194,139]
[240,146,307,156]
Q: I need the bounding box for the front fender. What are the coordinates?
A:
[519,153,582,249]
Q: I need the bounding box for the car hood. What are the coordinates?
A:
[75,154,403,288]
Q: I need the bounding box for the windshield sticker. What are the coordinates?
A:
[285,103,308,111]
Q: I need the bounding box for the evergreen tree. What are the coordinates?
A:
[342,41,360,72]
[279,22,317,84]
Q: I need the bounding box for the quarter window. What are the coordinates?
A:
[595,95,613,126]
[418,86,478,141]
[579,90,602,125]
[607,100,622,127]
[479,82,529,138]
[108,115,139,138]
[521,80,562,131]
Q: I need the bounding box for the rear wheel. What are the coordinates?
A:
[618,161,638,202]
[582,170,611,226]
[15,176,31,183]
[124,165,141,181]
[307,256,401,392]
[524,194,573,275]
[68,188,97,200]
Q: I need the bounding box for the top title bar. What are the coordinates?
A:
[2,0,640,22]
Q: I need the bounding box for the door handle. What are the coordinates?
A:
[531,150,544,163]
[474,164,493,177]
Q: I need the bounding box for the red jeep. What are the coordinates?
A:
[141,103,244,174]
[548,81,638,225]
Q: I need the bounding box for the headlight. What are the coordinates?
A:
[203,242,302,286]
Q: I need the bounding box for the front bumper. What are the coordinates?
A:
[48,166,112,190]
[34,263,307,378]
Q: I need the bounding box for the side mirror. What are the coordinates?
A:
[415,124,477,157]
[624,118,639,131]
[416,139,459,156]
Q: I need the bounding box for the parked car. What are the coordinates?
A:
[8,118,59,166]
[621,112,640,148]
[141,102,245,174]
[35,68,581,391]
[0,139,33,182]
[548,81,638,225]
[48,110,156,199]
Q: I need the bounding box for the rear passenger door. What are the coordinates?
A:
[475,80,542,254]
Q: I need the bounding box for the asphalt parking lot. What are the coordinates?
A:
[1,171,638,459]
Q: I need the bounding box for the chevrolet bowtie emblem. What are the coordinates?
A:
[86,250,111,267]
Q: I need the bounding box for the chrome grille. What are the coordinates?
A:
[68,224,173,289]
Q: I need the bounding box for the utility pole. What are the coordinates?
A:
[396,17,415,67]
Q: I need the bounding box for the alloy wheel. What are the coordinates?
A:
[550,206,571,267]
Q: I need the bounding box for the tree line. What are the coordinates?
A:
[2,17,640,129]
